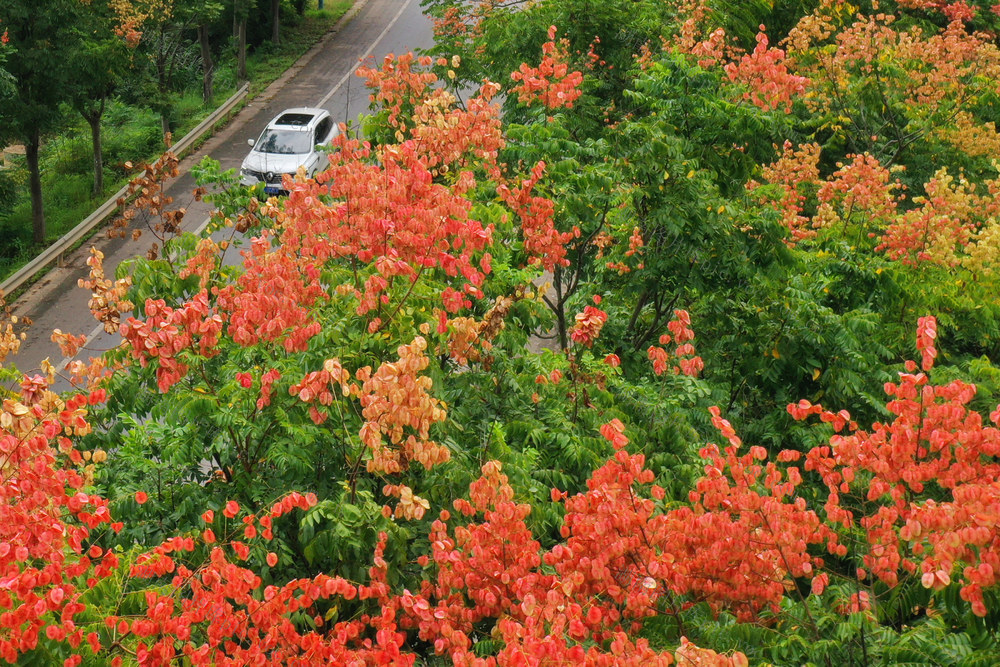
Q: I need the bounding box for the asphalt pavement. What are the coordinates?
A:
[8,0,433,390]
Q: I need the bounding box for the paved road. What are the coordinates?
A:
[9,0,433,389]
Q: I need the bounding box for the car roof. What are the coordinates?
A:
[268,108,329,130]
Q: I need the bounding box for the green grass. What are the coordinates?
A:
[0,0,353,283]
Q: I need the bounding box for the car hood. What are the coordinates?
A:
[241,151,307,175]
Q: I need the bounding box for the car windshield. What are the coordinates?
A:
[254,129,312,154]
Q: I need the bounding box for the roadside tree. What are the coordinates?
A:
[0,0,83,243]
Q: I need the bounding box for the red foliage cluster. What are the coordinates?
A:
[121,291,224,392]
[0,385,117,664]
[789,316,1000,616]
[115,52,574,378]
[358,53,439,132]
[647,310,704,377]
[896,0,979,22]
[6,312,1000,663]
[374,428,753,665]
[510,26,585,109]
[282,136,493,318]
[215,234,325,351]
[815,153,900,230]
[8,8,1000,657]
[496,160,577,270]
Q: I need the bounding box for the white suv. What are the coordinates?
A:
[240,108,338,195]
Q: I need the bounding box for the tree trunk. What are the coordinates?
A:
[157,26,171,144]
[25,131,45,244]
[84,101,106,198]
[553,265,568,350]
[232,0,248,82]
[237,16,247,82]
[198,23,213,103]
[271,0,280,45]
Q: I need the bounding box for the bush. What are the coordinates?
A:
[102,100,163,176]
[0,206,33,263]
[0,168,21,212]
[41,133,93,176]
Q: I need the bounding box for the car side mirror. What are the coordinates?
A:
[247,138,255,147]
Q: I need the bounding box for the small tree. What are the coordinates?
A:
[71,3,135,197]
[0,0,83,243]
[232,0,250,82]
[194,0,223,103]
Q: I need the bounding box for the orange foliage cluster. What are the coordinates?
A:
[673,0,731,68]
[441,291,518,366]
[286,337,449,479]
[723,27,808,112]
[746,141,822,242]
[790,317,1000,616]
[78,249,134,335]
[570,295,608,348]
[752,142,1000,267]
[0,297,26,366]
[356,337,450,474]
[877,168,981,265]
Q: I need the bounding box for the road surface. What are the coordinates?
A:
[8,0,434,390]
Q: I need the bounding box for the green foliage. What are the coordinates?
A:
[0,169,19,212]
[15,0,1000,662]
[623,53,793,193]
[651,590,1000,667]
[298,485,403,581]
[0,0,82,147]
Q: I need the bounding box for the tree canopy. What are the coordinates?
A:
[1,0,1000,664]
